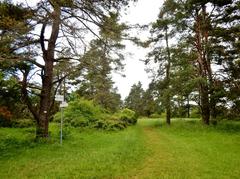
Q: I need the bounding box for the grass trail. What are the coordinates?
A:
[129,124,171,178]
[130,118,240,179]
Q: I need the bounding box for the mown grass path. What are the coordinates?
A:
[129,118,240,179]
[128,119,182,178]
[129,124,167,178]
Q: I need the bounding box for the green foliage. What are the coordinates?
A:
[0,0,33,57]
[74,38,123,112]
[53,98,138,131]
[11,118,35,128]
[54,98,105,127]
[124,82,145,116]
[124,82,161,118]
[145,0,240,123]
[114,108,138,125]
[92,119,127,131]
[0,106,34,127]
[190,106,201,118]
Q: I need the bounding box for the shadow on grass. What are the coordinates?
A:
[213,121,240,134]
[0,128,60,159]
[0,137,36,159]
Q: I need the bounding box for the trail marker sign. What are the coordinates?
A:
[55,95,64,102]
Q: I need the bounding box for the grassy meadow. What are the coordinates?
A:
[0,118,240,178]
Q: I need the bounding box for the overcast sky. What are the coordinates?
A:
[113,0,163,99]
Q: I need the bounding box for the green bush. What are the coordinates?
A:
[53,99,138,131]
[114,108,138,125]
[92,119,127,131]
[11,118,35,128]
[54,98,104,126]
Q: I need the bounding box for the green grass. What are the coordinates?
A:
[0,118,240,178]
[0,124,147,178]
[135,118,240,178]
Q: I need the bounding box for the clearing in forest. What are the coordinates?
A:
[0,118,240,178]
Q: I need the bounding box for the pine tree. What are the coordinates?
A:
[0,0,135,138]
[125,82,145,116]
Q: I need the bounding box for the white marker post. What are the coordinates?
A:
[55,95,68,145]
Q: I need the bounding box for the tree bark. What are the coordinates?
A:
[165,27,171,125]
[200,82,210,125]
[194,6,212,125]
[36,3,61,138]
[187,95,190,118]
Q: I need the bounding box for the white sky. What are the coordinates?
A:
[15,0,163,99]
[113,0,163,99]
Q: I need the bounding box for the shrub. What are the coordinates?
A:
[11,118,35,128]
[92,119,127,131]
[53,99,138,131]
[54,98,104,125]
[114,108,138,125]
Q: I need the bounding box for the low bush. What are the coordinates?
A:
[92,119,127,131]
[0,106,35,128]
[114,108,138,125]
[54,98,104,125]
[53,99,138,131]
[11,119,35,128]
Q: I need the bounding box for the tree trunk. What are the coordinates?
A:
[200,83,210,125]
[194,6,211,125]
[187,95,190,118]
[210,92,217,123]
[36,61,54,138]
[166,99,171,125]
[165,27,171,125]
[36,3,61,138]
